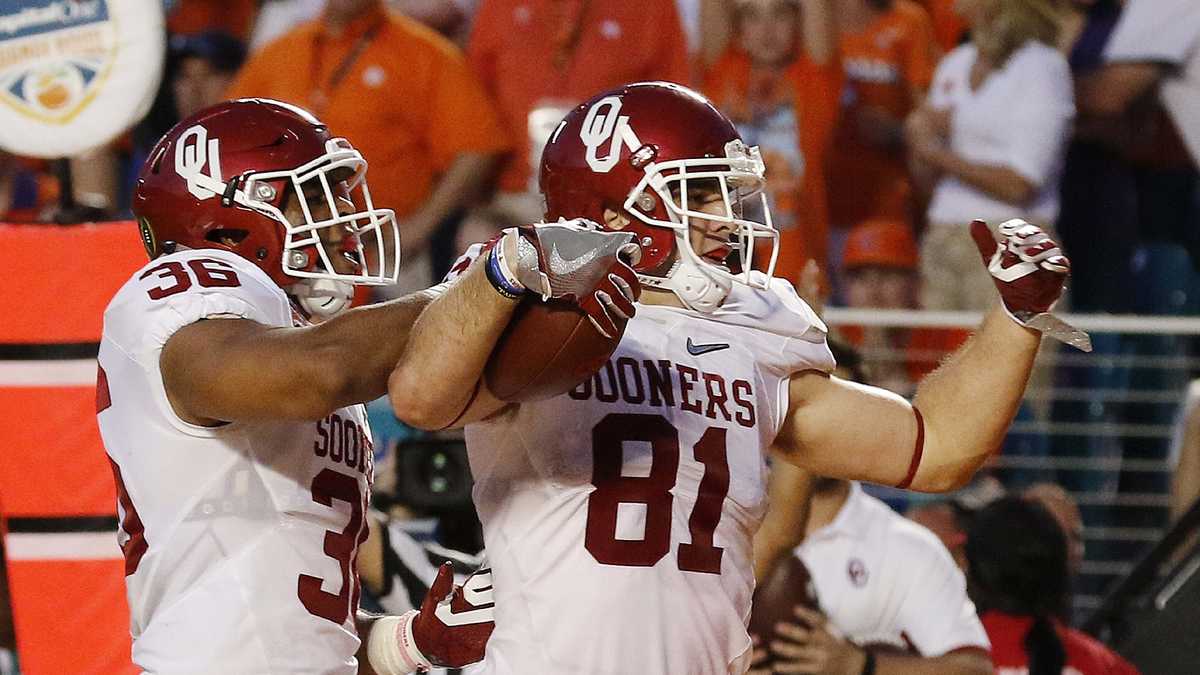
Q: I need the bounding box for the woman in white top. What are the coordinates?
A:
[905,0,1074,310]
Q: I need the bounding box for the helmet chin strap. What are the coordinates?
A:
[291,277,355,320]
[638,231,732,313]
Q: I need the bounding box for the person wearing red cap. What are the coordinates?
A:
[842,219,921,307]
[839,220,967,395]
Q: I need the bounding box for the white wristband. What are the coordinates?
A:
[491,229,526,292]
[367,611,432,675]
[1003,307,1093,352]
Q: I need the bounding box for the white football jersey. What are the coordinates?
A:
[97,248,374,674]
[464,274,834,674]
[797,483,989,655]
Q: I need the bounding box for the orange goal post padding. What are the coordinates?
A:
[0,221,146,674]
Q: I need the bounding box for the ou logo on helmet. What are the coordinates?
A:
[580,96,643,173]
[175,124,226,200]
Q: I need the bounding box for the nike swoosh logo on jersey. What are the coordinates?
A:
[687,338,730,356]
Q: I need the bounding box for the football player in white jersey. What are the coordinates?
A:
[99,98,637,674]
[417,81,1087,675]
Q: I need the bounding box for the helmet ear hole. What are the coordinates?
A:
[205,229,250,246]
[602,207,630,230]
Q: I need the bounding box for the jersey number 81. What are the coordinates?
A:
[585,413,730,574]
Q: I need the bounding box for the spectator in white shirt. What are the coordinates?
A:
[905,0,1075,310]
[1076,0,1200,276]
[1077,0,1200,168]
[751,478,993,675]
[748,342,992,675]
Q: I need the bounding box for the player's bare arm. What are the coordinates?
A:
[161,289,440,424]
[387,242,518,430]
[778,307,1035,491]
[776,220,1086,492]
[162,218,638,429]
[752,454,814,582]
[391,220,640,430]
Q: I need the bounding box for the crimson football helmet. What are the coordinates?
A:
[133,98,399,317]
[540,82,777,312]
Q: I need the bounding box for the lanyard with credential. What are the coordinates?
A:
[308,20,384,114]
[550,0,592,72]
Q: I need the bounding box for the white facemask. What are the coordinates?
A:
[622,139,778,312]
[238,138,401,287]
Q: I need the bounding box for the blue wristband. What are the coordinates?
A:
[485,245,524,299]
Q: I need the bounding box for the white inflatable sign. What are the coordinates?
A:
[0,0,165,157]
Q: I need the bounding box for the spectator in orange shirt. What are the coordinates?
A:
[702,0,841,280]
[837,219,967,395]
[468,0,691,222]
[826,0,939,297]
[251,0,469,50]
[228,0,511,294]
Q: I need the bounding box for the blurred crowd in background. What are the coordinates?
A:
[31,0,1194,531]
[3,0,1200,672]
[9,0,1199,318]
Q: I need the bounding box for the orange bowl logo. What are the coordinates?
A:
[0,1,115,124]
[29,65,82,111]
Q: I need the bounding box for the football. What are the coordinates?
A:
[484,297,625,402]
[748,554,820,667]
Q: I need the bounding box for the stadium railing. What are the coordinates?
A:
[824,307,1200,622]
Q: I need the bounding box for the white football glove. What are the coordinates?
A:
[491,219,642,338]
